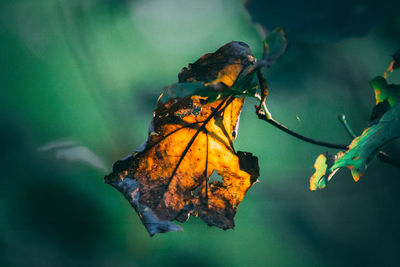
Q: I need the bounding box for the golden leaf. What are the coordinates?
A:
[105,41,260,236]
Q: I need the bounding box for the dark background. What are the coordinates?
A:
[1,0,400,266]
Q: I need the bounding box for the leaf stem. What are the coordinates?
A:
[338,114,357,139]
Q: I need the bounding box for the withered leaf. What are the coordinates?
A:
[105,42,260,236]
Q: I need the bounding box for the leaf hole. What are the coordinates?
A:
[209,170,223,184]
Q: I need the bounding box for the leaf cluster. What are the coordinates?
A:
[310,50,400,190]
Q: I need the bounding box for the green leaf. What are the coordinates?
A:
[370,76,400,108]
[331,103,400,181]
[310,154,328,190]
[262,27,287,66]
[310,152,340,191]
[310,103,400,190]
[369,76,400,123]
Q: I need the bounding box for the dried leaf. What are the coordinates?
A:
[105,42,260,236]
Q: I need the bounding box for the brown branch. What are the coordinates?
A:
[256,110,349,149]
[254,70,348,150]
[256,69,268,113]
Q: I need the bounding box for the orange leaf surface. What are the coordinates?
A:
[105,42,260,236]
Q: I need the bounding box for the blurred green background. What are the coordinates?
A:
[1,0,400,266]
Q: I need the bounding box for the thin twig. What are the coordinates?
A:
[254,71,349,150]
[256,69,268,113]
[252,55,400,167]
[256,110,349,149]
